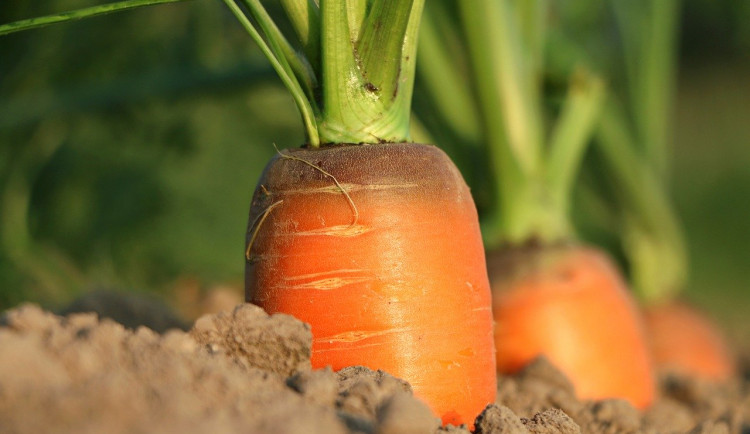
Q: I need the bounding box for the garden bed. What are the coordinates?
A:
[0,303,747,433]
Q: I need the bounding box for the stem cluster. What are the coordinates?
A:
[223,0,425,146]
[417,0,604,248]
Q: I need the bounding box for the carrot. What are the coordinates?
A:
[415,0,656,408]
[489,245,655,408]
[644,301,735,381]
[0,0,497,425]
[225,0,496,426]
[246,143,496,425]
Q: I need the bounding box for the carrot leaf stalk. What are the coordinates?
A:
[453,0,604,248]
[546,69,605,233]
[591,0,685,304]
[611,0,680,178]
[222,0,424,146]
[596,100,687,304]
[0,0,187,36]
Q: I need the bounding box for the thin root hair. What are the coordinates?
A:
[274,144,360,226]
[246,200,284,261]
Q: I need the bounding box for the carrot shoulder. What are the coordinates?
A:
[246,143,496,426]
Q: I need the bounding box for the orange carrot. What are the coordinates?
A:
[489,245,656,409]
[246,143,496,426]
[644,301,735,381]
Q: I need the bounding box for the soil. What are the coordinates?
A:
[1,302,748,434]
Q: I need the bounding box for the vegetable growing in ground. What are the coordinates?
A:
[580,0,736,381]
[238,2,497,424]
[1,0,497,426]
[415,0,655,408]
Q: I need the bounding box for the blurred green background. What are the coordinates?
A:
[0,0,748,329]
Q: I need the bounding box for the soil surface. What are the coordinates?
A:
[1,303,748,433]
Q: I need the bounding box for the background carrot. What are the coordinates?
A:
[490,246,654,408]
[415,0,656,408]
[644,302,735,381]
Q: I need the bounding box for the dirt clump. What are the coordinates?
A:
[190,303,312,377]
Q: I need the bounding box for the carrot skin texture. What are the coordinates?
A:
[246,143,496,426]
[645,301,735,381]
[489,245,656,409]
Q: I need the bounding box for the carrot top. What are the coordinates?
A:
[218,0,425,147]
[0,0,425,148]
[416,1,604,249]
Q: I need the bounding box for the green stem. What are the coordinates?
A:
[279,0,321,75]
[596,99,687,302]
[417,3,481,144]
[611,0,680,179]
[0,0,188,36]
[343,0,367,41]
[636,0,680,178]
[318,0,423,144]
[604,0,685,302]
[222,0,320,146]
[460,0,542,176]
[240,0,318,103]
[516,0,547,114]
[546,68,605,227]
[357,0,415,99]
[462,0,568,247]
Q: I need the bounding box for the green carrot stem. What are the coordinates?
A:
[343,1,367,41]
[417,3,481,144]
[546,68,605,230]
[515,0,547,108]
[222,0,320,146]
[596,99,687,302]
[459,0,527,246]
[318,0,369,142]
[602,0,685,302]
[611,0,680,179]
[636,0,680,178]
[460,0,542,176]
[279,0,321,74]
[0,0,187,36]
[318,0,423,144]
[461,0,593,247]
[239,0,318,102]
[357,0,415,98]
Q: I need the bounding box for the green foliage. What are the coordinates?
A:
[0,0,300,309]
